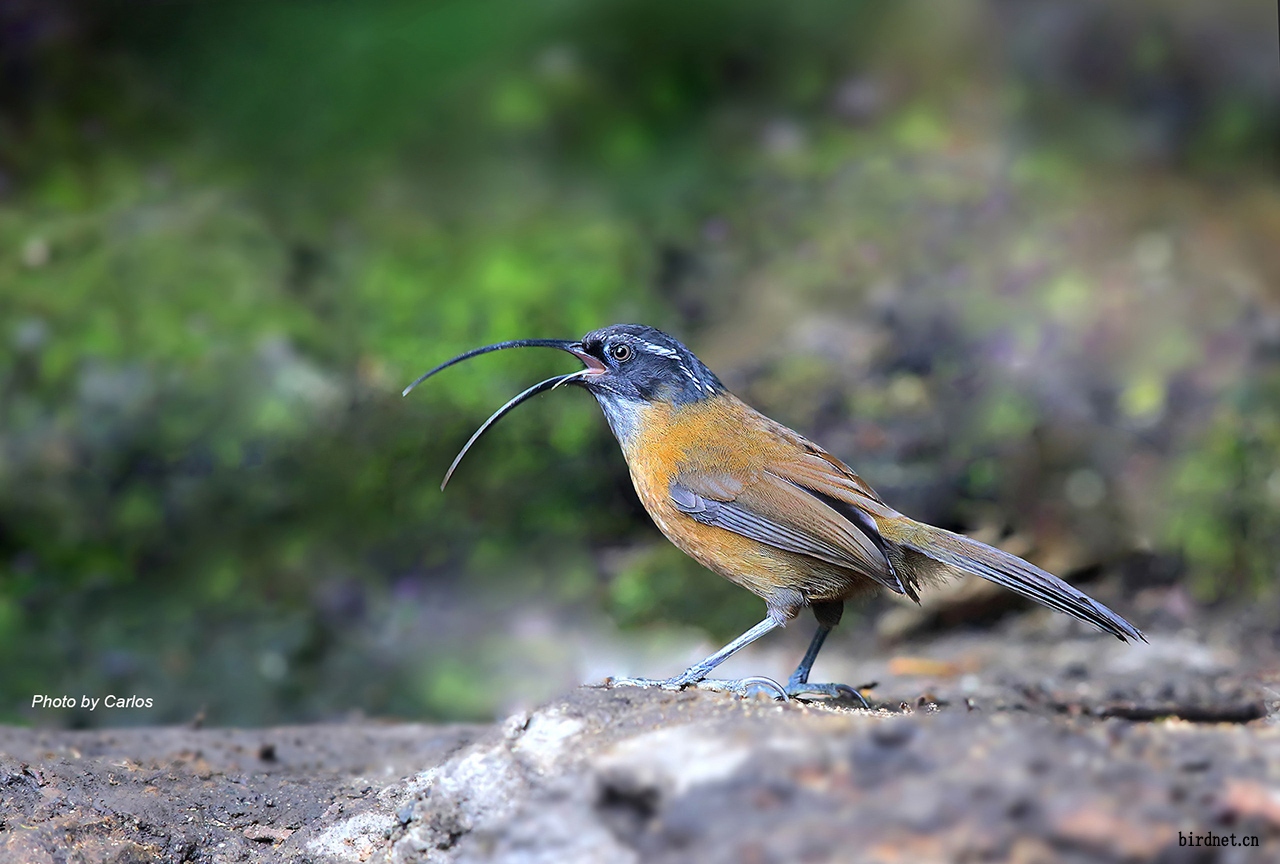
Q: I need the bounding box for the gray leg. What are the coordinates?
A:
[608,616,788,698]
[667,616,780,685]
[606,601,868,705]
[784,602,869,707]
[787,624,832,687]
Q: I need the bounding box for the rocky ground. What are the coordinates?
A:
[3,598,1279,863]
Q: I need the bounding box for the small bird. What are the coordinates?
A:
[405,324,1144,702]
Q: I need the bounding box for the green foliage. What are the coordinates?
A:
[0,122,664,723]
[1162,369,1280,600]
[1,0,1275,725]
[604,542,760,640]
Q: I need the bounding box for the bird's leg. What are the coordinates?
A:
[784,602,869,707]
[608,598,867,703]
[666,616,781,686]
[787,623,832,687]
[782,623,868,706]
[607,616,787,698]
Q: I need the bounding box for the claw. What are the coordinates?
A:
[682,676,790,700]
[603,676,666,690]
[604,672,872,706]
[602,675,791,701]
[736,676,790,701]
[785,681,871,709]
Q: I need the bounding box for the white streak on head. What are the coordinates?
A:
[638,340,680,358]
[634,340,704,389]
[615,334,714,396]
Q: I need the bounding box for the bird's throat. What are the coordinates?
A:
[592,391,649,448]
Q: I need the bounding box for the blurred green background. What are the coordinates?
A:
[2,0,1277,726]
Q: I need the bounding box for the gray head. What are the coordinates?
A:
[575,324,724,407]
[402,323,723,486]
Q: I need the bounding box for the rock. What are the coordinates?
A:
[2,617,1279,863]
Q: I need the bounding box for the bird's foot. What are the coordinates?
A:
[784,680,871,708]
[604,675,790,700]
[603,676,670,691]
[681,676,790,700]
[605,674,871,706]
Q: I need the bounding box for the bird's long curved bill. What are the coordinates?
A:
[401,338,600,489]
[401,339,580,397]
[439,372,584,489]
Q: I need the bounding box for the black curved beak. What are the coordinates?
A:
[401,339,604,397]
[401,338,605,489]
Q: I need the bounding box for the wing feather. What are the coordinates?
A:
[670,470,905,595]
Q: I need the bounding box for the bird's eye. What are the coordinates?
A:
[609,343,633,362]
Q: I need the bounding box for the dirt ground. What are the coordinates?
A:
[3,595,1279,863]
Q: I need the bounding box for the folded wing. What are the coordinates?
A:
[669,468,909,596]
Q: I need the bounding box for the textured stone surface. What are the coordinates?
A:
[3,616,1279,863]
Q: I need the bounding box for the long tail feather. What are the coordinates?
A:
[878,518,1145,642]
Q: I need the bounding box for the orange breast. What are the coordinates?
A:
[616,395,868,606]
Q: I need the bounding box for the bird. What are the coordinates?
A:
[404,323,1144,703]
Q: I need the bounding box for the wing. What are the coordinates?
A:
[768,433,891,512]
[670,468,909,596]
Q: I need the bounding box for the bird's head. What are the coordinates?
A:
[575,324,723,406]
[403,323,723,487]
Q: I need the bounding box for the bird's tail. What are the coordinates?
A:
[874,515,1145,643]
